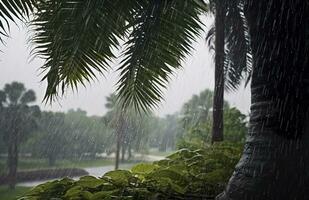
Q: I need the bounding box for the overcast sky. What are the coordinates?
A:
[0,18,251,117]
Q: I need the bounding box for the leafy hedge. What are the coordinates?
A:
[19,143,242,200]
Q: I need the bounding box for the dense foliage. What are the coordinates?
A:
[178,89,247,149]
[20,143,242,200]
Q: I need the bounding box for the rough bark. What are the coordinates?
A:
[217,0,309,199]
[212,0,226,143]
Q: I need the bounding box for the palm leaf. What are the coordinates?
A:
[224,0,252,91]
[0,0,34,43]
[32,0,137,101]
[33,0,206,112]
[206,0,252,91]
[116,0,206,112]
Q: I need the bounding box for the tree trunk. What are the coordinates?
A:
[212,0,226,143]
[128,145,132,160]
[7,132,18,190]
[115,113,125,170]
[217,1,309,199]
[121,145,126,162]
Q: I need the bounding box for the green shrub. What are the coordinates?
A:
[19,143,242,200]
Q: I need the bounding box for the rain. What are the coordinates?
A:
[0,0,308,200]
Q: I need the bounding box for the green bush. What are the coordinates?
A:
[19,143,242,200]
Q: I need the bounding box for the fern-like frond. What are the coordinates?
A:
[206,0,252,91]
[32,0,136,101]
[0,0,34,42]
[116,0,206,112]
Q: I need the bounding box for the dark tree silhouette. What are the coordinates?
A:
[217,1,309,199]
[0,82,40,189]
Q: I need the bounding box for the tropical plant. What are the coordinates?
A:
[216,1,309,199]
[29,0,206,112]
[0,0,34,43]
[205,0,252,143]
[0,82,40,189]
[2,0,308,198]
[20,142,243,200]
[178,90,247,149]
[181,89,214,131]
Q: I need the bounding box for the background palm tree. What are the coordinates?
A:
[212,0,226,143]
[206,0,252,143]
[0,82,40,189]
[104,93,125,170]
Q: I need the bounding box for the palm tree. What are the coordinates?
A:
[206,0,252,143]
[0,82,40,189]
[2,0,250,145]
[33,1,309,198]
[104,93,125,170]
[216,0,309,199]
[211,0,226,143]
[3,0,308,197]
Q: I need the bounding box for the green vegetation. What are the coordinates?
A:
[0,82,40,189]
[178,89,247,149]
[20,143,242,200]
[0,186,29,200]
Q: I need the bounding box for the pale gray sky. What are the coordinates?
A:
[0,18,250,117]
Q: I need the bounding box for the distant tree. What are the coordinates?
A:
[30,112,67,166]
[178,89,247,148]
[159,115,182,152]
[104,93,155,167]
[223,107,247,142]
[104,93,125,169]
[24,109,110,165]
[65,109,110,159]
[0,82,40,189]
[181,89,214,130]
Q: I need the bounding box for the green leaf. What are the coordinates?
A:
[104,170,133,186]
[131,163,159,174]
[76,176,105,189]
[116,0,205,112]
[90,190,118,200]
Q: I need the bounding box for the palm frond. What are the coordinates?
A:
[0,0,34,42]
[116,0,206,112]
[224,0,252,91]
[32,0,136,101]
[206,0,252,91]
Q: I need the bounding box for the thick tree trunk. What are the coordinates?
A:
[212,0,226,143]
[217,1,309,199]
[7,132,18,190]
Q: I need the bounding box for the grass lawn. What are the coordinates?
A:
[0,186,29,200]
[0,158,115,174]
